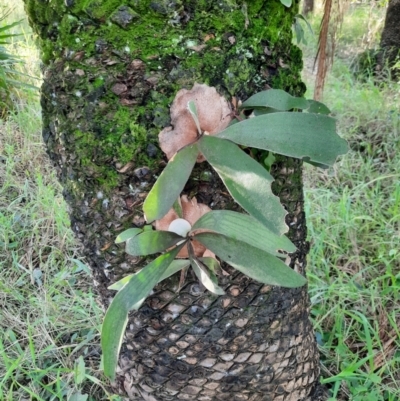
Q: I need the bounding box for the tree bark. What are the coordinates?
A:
[302,0,314,16]
[24,0,324,399]
[377,0,400,76]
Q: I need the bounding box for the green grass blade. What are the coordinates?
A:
[0,20,23,34]
[0,337,24,387]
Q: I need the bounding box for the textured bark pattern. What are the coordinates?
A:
[24,0,323,399]
[117,287,318,401]
[302,0,314,16]
[112,159,322,401]
[376,0,400,77]
[380,0,400,51]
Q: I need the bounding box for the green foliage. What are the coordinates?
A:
[125,230,183,256]
[114,227,142,243]
[298,9,400,397]
[217,112,348,167]
[0,9,39,117]
[0,11,22,115]
[143,144,198,222]
[0,96,109,399]
[108,259,190,292]
[293,14,313,46]
[198,135,288,235]
[279,0,292,8]
[195,232,306,288]
[241,88,309,110]
[3,5,398,399]
[189,251,225,296]
[307,99,331,114]
[102,87,348,379]
[103,208,308,379]
[102,246,183,380]
[191,210,296,257]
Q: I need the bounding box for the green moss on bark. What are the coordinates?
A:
[24,0,305,195]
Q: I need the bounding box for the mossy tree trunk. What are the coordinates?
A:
[24,1,324,399]
[377,0,400,76]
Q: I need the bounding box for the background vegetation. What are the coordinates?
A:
[0,1,398,400]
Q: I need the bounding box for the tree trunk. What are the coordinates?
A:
[302,0,314,16]
[24,0,324,399]
[377,0,400,76]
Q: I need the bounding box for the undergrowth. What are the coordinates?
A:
[302,4,400,400]
[0,2,114,400]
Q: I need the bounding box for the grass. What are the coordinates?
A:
[0,1,399,400]
[0,75,116,400]
[301,4,400,400]
[0,3,116,400]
